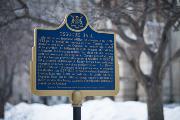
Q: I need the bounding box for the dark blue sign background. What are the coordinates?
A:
[36,13,115,90]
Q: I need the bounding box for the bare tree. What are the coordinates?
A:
[0,22,32,118]
[0,0,74,118]
[88,0,180,120]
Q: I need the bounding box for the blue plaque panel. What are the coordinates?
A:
[35,13,115,91]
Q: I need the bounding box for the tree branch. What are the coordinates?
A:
[0,15,26,28]
[97,28,139,45]
[116,42,147,86]
[26,15,59,27]
[152,12,180,81]
[117,25,139,45]
[171,49,180,61]
[160,48,180,79]
[16,0,29,15]
[139,0,149,32]
[1,0,60,28]
[115,12,143,40]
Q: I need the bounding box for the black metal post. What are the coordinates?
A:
[73,107,81,120]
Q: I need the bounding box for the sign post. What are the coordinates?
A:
[30,13,119,120]
[72,91,82,120]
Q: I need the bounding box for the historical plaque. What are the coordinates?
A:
[30,13,119,97]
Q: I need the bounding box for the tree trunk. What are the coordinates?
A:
[0,102,5,119]
[146,82,164,120]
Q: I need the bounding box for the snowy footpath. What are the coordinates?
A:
[5,98,180,120]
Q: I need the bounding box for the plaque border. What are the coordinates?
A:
[30,13,119,98]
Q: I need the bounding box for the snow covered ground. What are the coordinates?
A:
[5,98,180,120]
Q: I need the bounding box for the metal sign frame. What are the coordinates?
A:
[30,13,119,98]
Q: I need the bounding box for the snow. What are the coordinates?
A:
[5,98,180,120]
